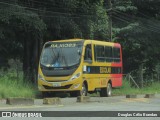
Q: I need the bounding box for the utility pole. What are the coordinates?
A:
[139,64,144,88]
[107,0,112,42]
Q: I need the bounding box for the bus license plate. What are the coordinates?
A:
[52,82,61,87]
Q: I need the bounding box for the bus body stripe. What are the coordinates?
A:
[83,66,122,74]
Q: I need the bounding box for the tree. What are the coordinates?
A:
[0,1,46,83]
[106,0,139,72]
[131,0,160,74]
[37,0,109,41]
[0,0,109,84]
[110,0,160,75]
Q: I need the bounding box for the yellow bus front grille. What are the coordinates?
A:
[43,84,72,89]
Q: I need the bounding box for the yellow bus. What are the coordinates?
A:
[38,39,122,97]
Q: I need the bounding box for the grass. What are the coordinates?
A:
[112,79,160,96]
[89,79,160,97]
[0,70,36,99]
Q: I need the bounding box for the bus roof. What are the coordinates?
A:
[48,39,121,47]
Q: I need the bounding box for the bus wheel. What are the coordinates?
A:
[77,83,87,96]
[100,83,112,97]
[82,83,87,96]
[106,83,112,97]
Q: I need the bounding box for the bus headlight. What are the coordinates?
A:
[38,74,45,81]
[69,72,81,81]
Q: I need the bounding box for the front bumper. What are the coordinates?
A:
[38,79,81,92]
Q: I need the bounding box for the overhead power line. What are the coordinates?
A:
[0,1,95,17]
[1,0,101,14]
[1,0,160,34]
[114,10,160,29]
[113,10,160,33]
[112,15,160,34]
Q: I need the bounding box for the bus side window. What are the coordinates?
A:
[84,44,92,60]
[95,45,105,62]
[113,47,120,62]
[105,46,113,62]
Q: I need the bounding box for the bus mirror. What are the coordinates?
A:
[84,59,92,64]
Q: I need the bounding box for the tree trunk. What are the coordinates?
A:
[139,64,144,88]
[23,37,31,83]
[23,34,43,85]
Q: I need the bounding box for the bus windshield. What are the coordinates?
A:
[40,41,83,68]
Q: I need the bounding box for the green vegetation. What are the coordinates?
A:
[0,0,160,97]
[0,70,35,99]
[89,79,160,97]
[112,80,160,96]
[0,0,160,83]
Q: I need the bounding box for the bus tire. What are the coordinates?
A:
[100,83,112,97]
[106,83,112,97]
[70,83,87,97]
[78,82,87,96]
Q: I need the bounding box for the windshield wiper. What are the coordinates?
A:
[60,47,68,67]
[50,46,68,67]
